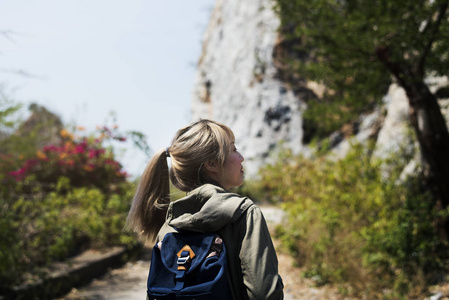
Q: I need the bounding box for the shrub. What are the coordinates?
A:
[259,143,447,298]
[6,127,128,193]
[0,124,140,288]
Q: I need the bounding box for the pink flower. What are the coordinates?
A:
[75,145,85,154]
[104,159,119,167]
[43,145,57,152]
[88,150,97,159]
[8,167,28,181]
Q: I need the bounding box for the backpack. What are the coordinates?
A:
[147,231,231,300]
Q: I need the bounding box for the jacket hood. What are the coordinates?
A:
[167,184,253,232]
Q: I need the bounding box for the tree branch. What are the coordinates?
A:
[418,0,449,76]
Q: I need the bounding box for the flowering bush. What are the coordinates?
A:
[0,121,147,289]
[7,126,129,193]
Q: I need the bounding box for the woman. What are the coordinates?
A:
[126,119,284,300]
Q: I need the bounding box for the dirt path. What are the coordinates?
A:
[59,206,344,300]
[59,253,151,300]
[262,207,347,300]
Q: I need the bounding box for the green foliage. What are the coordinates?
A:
[0,202,22,285]
[0,102,143,288]
[274,0,449,139]
[259,144,447,298]
[0,88,21,129]
[0,178,137,287]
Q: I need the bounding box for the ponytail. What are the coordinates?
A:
[125,148,170,242]
[126,119,235,242]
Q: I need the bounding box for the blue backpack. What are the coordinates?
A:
[147,231,231,300]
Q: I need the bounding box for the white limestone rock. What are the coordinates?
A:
[191,0,304,177]
[374,84,414,159]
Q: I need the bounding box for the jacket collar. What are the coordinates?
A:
[167,184,253,232]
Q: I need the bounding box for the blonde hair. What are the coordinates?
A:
[125,119,235,242]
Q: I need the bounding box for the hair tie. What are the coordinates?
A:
[165,147,171,158]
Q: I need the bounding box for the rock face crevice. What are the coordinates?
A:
[191,0,303,176]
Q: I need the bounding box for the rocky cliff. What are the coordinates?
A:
[191,0,449,177]
[191,0,303,176]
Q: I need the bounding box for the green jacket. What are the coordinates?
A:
[156,184,284,300]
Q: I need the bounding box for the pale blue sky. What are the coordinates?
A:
[0,0,214,177]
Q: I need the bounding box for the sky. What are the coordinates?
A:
[0,0,215,177]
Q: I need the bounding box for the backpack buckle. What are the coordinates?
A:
[177,245,195,271]
[177,251,190,265]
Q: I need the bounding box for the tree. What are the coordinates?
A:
[274,0,449,237]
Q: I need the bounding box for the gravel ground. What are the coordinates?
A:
[58,207,346,300]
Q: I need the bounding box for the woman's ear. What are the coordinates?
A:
[204,159,220,174]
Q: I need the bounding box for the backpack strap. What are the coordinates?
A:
[173,244,196,291]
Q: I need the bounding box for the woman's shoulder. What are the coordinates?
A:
[165,184,257,233]
[156,222,177,243]
[190,184,254,205]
